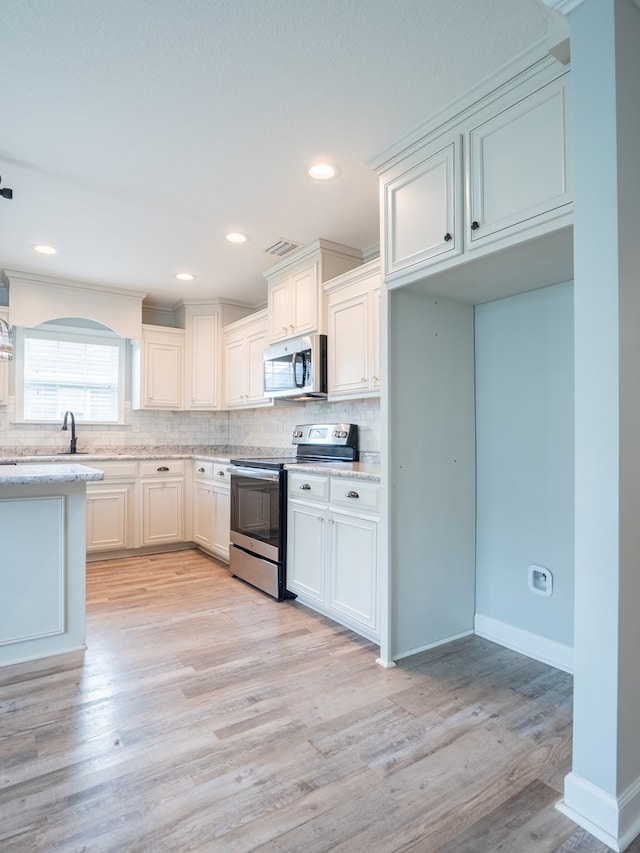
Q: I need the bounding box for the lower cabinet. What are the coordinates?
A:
[86,461,137,552]
[287,472,379,642]
[192,459,230,562]
[139,459,185,546]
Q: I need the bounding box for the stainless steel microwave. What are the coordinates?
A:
[263,334,327,400]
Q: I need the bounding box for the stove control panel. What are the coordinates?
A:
[292,423,358,448]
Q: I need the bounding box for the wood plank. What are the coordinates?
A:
[0,549,625,852]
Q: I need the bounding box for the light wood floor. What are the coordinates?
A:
[0,549,637,852]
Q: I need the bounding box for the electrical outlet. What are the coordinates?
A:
[528,564,553,597]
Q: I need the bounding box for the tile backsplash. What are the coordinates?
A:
[0,395,381,460]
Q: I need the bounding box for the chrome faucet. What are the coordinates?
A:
[61,411,77,454]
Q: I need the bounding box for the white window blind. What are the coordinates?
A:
[22,328,123,422]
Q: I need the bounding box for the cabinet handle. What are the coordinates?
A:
[318,516,323,522]
[328,519,335,525]
[157,466,170,472]
[346,490,359,499]
[444,232,452,242]
[217,470,226,477]
[299,483,311,490]
[198,467,205,473]
[471,220,480,231]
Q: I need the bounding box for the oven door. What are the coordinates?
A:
[229,466,283,563]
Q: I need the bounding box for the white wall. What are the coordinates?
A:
[474,282,574,662]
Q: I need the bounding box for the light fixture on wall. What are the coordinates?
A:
[0,318,13,361]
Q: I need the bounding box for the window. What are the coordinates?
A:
[18,324,125,423]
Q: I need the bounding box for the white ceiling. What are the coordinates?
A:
[0,0,555,309]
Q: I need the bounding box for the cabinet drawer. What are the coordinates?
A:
[93,461,138,480]
[288,472,329,502]
[330,478,379,513]
[213,463,230,487]
[193,460,213,479]
[139,459,185,477]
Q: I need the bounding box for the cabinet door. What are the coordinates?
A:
[468,75,571,248]
[193,480,214,548]
[327,291,369,396]
[144,338,183,409]
[212,487,230,561]
[187,313,218,409]
[246,325,268,404]
[287,501,326,602]
[86,486,132,551]
[371,285,381,391]
[384,137,462,277]
[328,511,377,631]
[223,336,246,407]
[141,479,184,545]
[290,263,317,336]
[268,279,291,342]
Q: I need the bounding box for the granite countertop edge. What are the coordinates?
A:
[0,463,105,486]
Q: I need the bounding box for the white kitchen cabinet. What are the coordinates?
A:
[328,510,378,632]
[287,471,379,641]
[0,308,9,406]
[177,300,252,411]
[265,239,363,344]
[324,259,382,399]
[384,137,462,277]
[223,309,272,409]
[378,59,572,289]
[139,459,185,546]
[192,459,230,561]
[86,461,137,553]
[467,73,572,250]
[288,499,327,603]
[131,325,184,410]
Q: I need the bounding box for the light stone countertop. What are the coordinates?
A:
[285,461,380,483]
[0,463,105,486]
[0,450,380,482]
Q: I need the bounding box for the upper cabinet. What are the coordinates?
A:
[176,300,252,411]
[466,73,571,251]
[324,260,382,400]
[265,239,363,344]
[131,325,184,410]
[376,54,572,293]
[223,309,273,409]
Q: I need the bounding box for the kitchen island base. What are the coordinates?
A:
[0,468,101,668]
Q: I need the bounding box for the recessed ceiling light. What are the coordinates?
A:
[225,232,250,244]
[176,272,196,281]
[33,244,58,255]
[307,162,340,180]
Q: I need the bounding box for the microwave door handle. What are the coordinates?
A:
[293,351,306,388]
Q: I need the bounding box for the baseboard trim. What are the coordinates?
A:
[474,613,573,673]
[392,629,474,662]
[558,770,640,852]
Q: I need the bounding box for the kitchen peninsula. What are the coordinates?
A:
[0,463,103,667]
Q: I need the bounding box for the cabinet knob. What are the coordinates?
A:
[300,483,311,490]
[198,467,205,473]
[346,490,359,499]
[217,470,225,477]
[157,466,170,472]
[471,220,480,231]
[444,232,452,242]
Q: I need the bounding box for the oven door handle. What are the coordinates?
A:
[230,466,281,482]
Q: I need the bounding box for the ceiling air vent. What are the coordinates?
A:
[264,239,300,257]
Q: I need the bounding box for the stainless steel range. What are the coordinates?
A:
[228,423,359,600]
